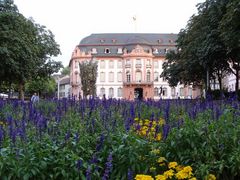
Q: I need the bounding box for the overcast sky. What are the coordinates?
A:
[14,0,204,67]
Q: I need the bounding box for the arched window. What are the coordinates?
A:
[147,71,151,82]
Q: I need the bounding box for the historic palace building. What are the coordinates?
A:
[69,33,201,100]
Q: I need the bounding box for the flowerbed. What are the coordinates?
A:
[0,98,240,179]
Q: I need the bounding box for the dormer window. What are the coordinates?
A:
[105,48,110,54]
[169,39,174,43]
[117,48,123,54]
[153,48,158,54]
[91,48,97,54]
[100,39,105,43]
[112,39,117,43]
[157,39,163,44]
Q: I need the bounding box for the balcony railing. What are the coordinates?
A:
[123,80,153,85]
[146,64,152,68]
[125,64,131,68]
[135,64,142,68]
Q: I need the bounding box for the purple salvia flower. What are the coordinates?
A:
[86,166,91,180]
[162,124,171,140]
[76,159,82,171]
[102,152,113,180]
[127,169,133,180]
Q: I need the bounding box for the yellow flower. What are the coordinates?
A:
[182,166,192,173]
[163,169,174,178]
[151,149,160,154]
[155,134,162,141]
[157,157,166,163]
[175,165,184,172]
[135,174,154,180]
[155,174,167,180]
[159,118,165,125]
[189,177,197,180]
[175,171,188,179]
[206,174,216,180]
[134,117,139,121]
[168,162,178,169]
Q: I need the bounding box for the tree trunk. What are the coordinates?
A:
[236,69,239,92]
[18,83,25,101]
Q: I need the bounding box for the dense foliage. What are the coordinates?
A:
[79,60,98,98]
[0,97,240,179]
[161,0,240,91]
[0,0,62,99]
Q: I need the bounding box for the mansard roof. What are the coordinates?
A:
[79,33,177,46]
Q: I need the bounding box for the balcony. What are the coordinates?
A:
[135,64,142,68]
[123,80,153,86]
[146,64,152,68]
[125,64,131,68]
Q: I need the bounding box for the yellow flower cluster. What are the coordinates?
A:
[206,174,216,180]
[135,161,198,180]
[133,117,165,141]
[0,120,7,126]
[135,174,154,180]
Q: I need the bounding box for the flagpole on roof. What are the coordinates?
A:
[133,15,137,33]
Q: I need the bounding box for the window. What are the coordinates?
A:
[146,59,151,66]
[136,59,141,65]
[105,48,110,54]
[117,60,122,68]
[162,77,167,82]
[100,88,105,97]
[60,85,65,91]
[91,48,97,54]
[100,72,105,82]
[109,60,114,68]
[100,60,105,68]
[154,87,159,96]
[75,61,78,68]
[146,71,151,82]
[126,59,131,65]
[118,87,122,97]
[154,61,159,68]
[109,72,114,82]
[136,71,142,82]
[154,72,159,82]
[162,87,167,96]
[188,87,192,97]
[117,48,123,54]
[180,87,184,96]
[171,87,176,97]
[153,48,158,54]
[109,88,114,98]
[126,72,131,82]
[117,72,122,82]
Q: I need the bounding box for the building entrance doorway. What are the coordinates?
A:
[134,88,143,100]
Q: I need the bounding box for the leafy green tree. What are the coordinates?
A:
[0,0,62,100]
[161,0,231,92]
[25,77,56,98]
[220,0,240,90]
[61,66,70,76]
[79,60,98,98]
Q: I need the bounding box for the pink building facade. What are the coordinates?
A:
[69,33,201,100]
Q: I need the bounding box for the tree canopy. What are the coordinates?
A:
[0,0,62,99]
[161,0,239,91]
[79,60,98,98]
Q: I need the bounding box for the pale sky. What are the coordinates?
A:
[14,0,204,67]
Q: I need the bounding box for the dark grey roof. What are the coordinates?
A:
[79,33,178,46]
[60,77,70,85]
